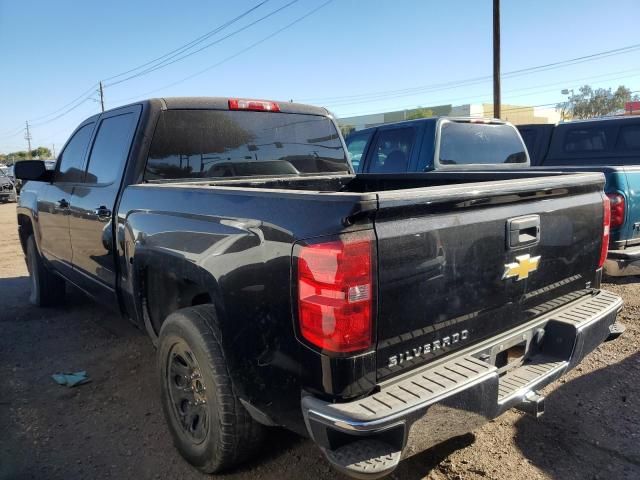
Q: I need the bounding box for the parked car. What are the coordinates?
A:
[16,97,623,479]
[518,117,640,276]
[0,171,16,202]
[345,117,529,173]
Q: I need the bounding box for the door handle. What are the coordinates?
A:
[57,199,69,209]
[94,206,112,221]
[507,215,540,249]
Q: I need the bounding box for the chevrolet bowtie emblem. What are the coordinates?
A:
[503,254,541,281]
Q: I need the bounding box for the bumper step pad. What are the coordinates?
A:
[323,440,401,480]
[328,355,495,422]
[498,358,565,403]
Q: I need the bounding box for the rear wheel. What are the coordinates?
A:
[158,305,264,473]
[26,235,65,306]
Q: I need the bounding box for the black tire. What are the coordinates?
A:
[158,305,265,473]
[26,235,65,306]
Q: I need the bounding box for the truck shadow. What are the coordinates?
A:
[513,351,640,479]
[603,275,640,286]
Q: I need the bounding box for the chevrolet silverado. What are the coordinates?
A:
[15,97,623,478]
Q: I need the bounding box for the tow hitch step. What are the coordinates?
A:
[606,321,626,342]
[515,391,545,418]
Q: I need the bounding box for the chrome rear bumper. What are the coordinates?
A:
[302,290,622,479]
[604,246,640,276]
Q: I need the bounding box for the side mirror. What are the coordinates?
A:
[14,160,53,182]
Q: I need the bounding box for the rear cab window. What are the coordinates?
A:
[345,130,373,172]
[367,127,416,173]
[616,124,640,152]
[145,110,350,180]
[564,127,607,153]
[436,121,528,167]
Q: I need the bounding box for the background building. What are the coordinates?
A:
[338,103,561,130]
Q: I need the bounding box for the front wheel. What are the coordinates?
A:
[157,305,265,473]
[26,235,65,306]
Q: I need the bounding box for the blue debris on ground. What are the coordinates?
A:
[51,371,91,387]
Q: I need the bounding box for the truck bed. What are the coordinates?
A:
[126,170,606,386]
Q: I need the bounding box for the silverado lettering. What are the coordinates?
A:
[388,330,470,368]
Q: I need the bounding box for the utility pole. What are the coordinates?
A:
[52,143,56,158]
[99,81,105,112]
[25,121,33,159]
[493,0,501,119]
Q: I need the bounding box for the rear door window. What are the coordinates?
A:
[616,124,640,152]
[85,113,137,184]
[55,124,94,183]
[438,122,527,165]
[145,110,349,180]
[563,127,607,153]
[345,131,373,172]
[367,127,415,173]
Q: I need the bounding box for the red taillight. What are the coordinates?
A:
[297,234,374,353]
[606,192,625,229]
[228,98,280,112]
[599,195,611,269]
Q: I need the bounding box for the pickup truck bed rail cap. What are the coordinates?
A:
[134,172,605,216]
[375,171,605,208]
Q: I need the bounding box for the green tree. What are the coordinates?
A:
[339,124,355,137]
[31,146,52,159]
[406,107,434,120]
[559,85,638,119]
[0,146,53,163]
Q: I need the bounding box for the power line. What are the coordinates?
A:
[328,66,640,112]
[298,43,640,105]
[2,2,274,134]
[30,95,95,127]
[318,47,640,109]
[102,0,270,83]
[0,126,27,139]
[110,0,334,104]
[29,83,99,122]
[104,0,299,87]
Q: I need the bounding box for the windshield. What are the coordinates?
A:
[145,110,350,181]
[438,122,528,166]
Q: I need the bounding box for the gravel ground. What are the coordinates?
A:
[0,201,638,480]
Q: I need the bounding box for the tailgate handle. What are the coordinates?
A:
[507,215,540,249]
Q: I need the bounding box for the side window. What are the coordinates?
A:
[563,127,607,153]
[345,131,372,172]
[56,124,94,182]
[616,124,640,151]
[368,128,415,173]
[85,113,136,184]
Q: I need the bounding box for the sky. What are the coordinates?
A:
[1,0,640,153]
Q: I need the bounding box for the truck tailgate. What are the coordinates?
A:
[374,173,605,381]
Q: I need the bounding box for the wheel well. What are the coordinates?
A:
[17,214,33,254]
[143,265,214,336]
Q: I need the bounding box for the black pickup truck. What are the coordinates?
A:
[16,97,622,479]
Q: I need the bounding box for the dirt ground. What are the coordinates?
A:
[0,201,638,480]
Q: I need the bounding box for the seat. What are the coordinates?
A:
[378,150,408,173]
